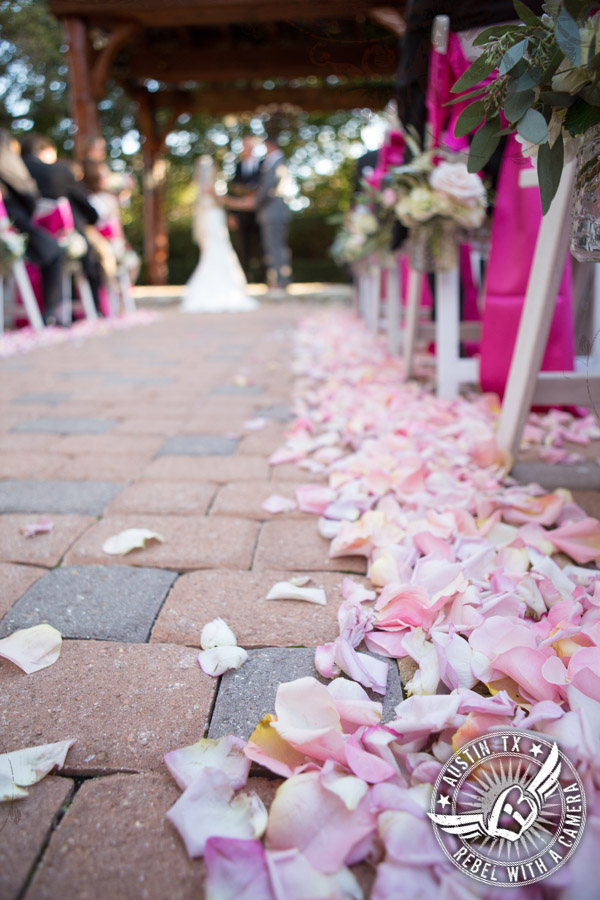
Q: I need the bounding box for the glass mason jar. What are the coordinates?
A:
[571,124,600,262]
[409,217,459,272]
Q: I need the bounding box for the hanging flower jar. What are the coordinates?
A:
[409,217,459,272]
[571,124,600,262]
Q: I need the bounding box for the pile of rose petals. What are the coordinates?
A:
[164,311,600,898]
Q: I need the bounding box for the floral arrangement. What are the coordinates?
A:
[330,183,397,265]
[387,140,488,271]
[0,227,26,274]
[392,153,488,231]
[58,230,87,260]
[453,1,600,212]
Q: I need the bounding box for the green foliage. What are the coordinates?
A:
[456,2,600,211]
[537,133,564,213]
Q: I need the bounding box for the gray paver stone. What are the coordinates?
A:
[14,393,69,406]
[255,404,292,422]
[0,564,177,642]
[210,384,264,395]
[511,461,600,491]
[0,481,124,515]
[12,418,117,435]
[157,434,239,456]
[208,646,402,740]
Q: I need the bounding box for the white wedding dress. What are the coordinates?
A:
[181,156,258,313]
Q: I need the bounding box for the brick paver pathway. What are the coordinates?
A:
[0,302,380,900]
[3,302,600,899]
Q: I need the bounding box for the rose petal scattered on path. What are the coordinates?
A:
[266,582,326,605]
[101,528,164,555]
[20,517,54,538]
[0,624,62,674]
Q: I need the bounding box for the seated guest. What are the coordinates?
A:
[0,129,64,325]
[20,133,105,309]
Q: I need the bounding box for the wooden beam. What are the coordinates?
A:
[135,91,169,285]
[127,39,398,83]
[50,0,403,27]
[139,82,394,114]
[61,17,101,159]
[90,22,139,99]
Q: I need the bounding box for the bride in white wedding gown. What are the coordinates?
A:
[181,155,258,313]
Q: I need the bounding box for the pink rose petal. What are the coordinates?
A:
[164,735,250,791]
[204,838,274,900]
[166,769,267,859]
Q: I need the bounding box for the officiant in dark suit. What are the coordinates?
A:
[254,133,292,296]
[229,135,262,280]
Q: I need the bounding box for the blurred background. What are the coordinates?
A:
[0,0,397,284]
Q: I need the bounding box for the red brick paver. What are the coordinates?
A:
[0,515,94,567]
[0,640,216,774]
[0,776,73,900]
[150,567,362,648]
[63,514,258,571]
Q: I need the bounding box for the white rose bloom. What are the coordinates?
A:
[429,162,486,204]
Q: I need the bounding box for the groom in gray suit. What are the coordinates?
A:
[255,134,292,295]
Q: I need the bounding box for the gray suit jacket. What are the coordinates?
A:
[255,152,290,225]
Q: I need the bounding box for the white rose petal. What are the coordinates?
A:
[266,581,327,605]
[198,646,248,677]
[102,528,164,556]
[200,617,238,650]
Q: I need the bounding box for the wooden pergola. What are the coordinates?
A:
[48,0,405,283]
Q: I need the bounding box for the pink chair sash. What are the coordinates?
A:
[480,134,573,396]
[33,197,75,235]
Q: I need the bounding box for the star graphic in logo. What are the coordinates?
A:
[530,743,544,758]
[438,794,451,808]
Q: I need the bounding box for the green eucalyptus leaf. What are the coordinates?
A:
[499,39,529,75]
[513,66,543,90]
[588,51,600,73]
[467,118,502,172]
[555,6,581,65]
[454,100,485,137]
[580,80,600,107]
[517,107,549,143]
[451,55,497,93]
[445,88,486,107]
[546,47,566,78]
[538,90,577,107]
[564,98,600,134]
[473,24,525,46]
[504,88,535,122]
[537,134,564,214]
[513,0,543,25]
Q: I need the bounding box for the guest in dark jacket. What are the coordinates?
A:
[0,129,64,324]
[20,133,104,308]
[229,135,263,279]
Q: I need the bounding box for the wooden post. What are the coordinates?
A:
[137,92,169,286]
[62,18,101,160]
[496,162,576,456]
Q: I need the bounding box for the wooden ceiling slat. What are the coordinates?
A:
[50,0,399,27]
[125,39,397,83]
[146,83,394,113]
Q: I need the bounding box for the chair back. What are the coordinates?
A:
[33,197,75,235]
